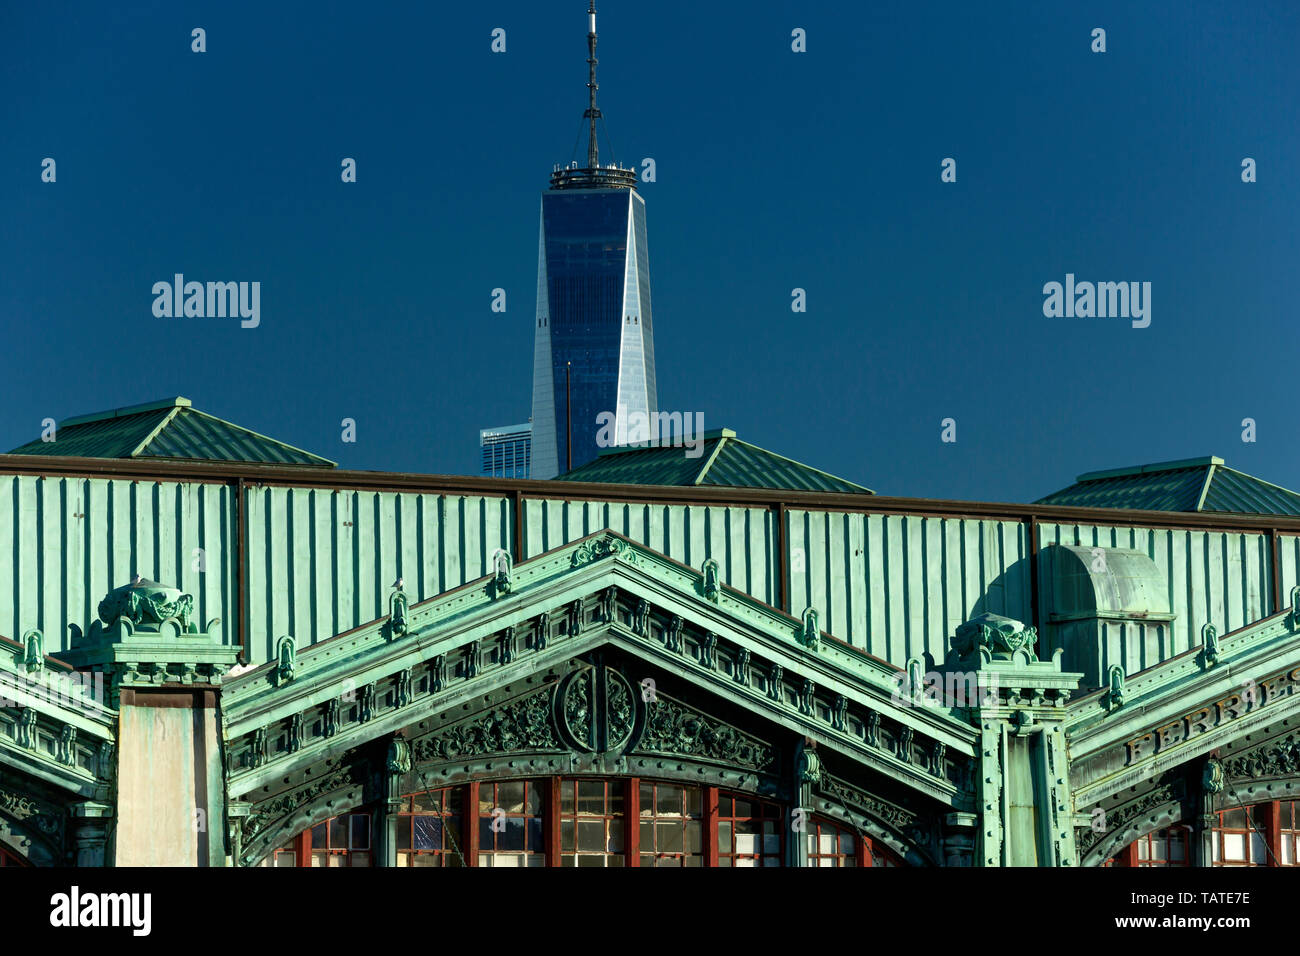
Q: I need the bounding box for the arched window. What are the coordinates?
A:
[1108,800,1300,866]
[256,776,907,867]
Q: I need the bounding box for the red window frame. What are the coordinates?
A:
[395,787,465,867]
[306,811,373,867]
[559,778,626,866]
[475,778,547,867]
[635,779,704,867]
[716,791,783,867]
[261,776,899,868]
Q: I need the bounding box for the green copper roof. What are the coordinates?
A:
[559,429,872,494]
[1037,455,1300,516]
[7,397,336,467]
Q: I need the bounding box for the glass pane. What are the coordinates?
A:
[351,852,371,867]
[500,781,525,814]
[411,790,439,814]
[684,855,701,867]
[658,787,682,816]
[414,816,441,851]
[562,820,575,852]
[640,821,653,850]
[1285,836,1295,866]
[609,819,625,853]
[685,821,701,853]
[311,850,327,867]
[763,832,780,854]
[640,783,654,816]
[330,817,348,850]
[578,820,605,851]
[502,817,526,851]
[311,823,327,847]
[719,794,733,817]
[1169,835,1185,862]
[561,782,575,815]
[397,820,412,851]
[819,833,835,854]
[658,822,684,853]
[685,787,703,817]
[734,798,754,818]
[718,822,732,853]
[528,817,544,851]
[1137,840,1150,860]
[577,854,604,867]
[1224,833,1245,860]
[609,781,624,814]
[736,832,758,855]
[841,833,855,854]
[640,852,654,866]
[479,786,495,815]
[578,779,605,813]
[526,782,544,815]
[1251,832,1266,862]
[1223,808,1246,828]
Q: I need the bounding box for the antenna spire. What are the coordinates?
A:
[584,0,600,169]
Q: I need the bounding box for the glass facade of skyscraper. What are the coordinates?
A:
[480,423,532,478]
[530,187,657,478]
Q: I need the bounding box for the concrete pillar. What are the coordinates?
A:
[114,688,226,866]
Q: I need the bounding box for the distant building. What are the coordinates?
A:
[480,423,532,479]
[529,2,657,478]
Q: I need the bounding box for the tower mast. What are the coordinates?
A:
[584,0,600,169]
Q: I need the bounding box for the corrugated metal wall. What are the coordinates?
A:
[521,498,776,606]
[2,472,1293,672]
[1036,522,1274,662]
[786,511,1032,664]
[0,476,233,657]
[243,489,512,664]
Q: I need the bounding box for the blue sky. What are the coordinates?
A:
[2,0,1296,503]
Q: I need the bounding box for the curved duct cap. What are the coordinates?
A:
[1047,544,1173,622]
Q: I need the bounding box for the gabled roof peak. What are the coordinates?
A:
[7,397,335,468]
[1039,456,1300,517]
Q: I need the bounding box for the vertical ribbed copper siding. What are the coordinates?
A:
[0,476,233,657]
[1036,522,1272,666]
[0,473,1289,673]
[521,498,776,607]
[242,489,512,663]
[786,511,1032,664]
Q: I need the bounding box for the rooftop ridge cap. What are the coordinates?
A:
[60,396,190,428]
[1075,455,1223,483]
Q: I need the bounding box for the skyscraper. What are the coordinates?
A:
[479,422,532,478]
[529,2,658,479]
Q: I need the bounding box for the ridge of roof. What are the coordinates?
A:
[62,396,192,428]
[1074,455,1223,483]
